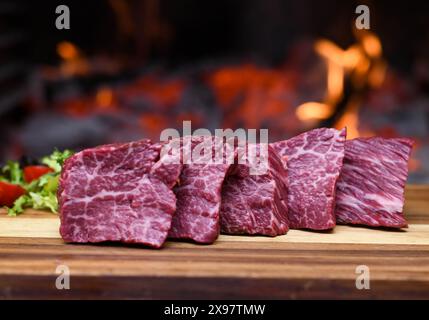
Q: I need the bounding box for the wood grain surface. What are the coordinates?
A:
[0,185,428,299]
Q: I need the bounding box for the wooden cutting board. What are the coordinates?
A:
[0,184,428,299]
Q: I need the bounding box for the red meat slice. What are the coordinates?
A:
[271,128,346,230]
[168,136,234,244]
[335,137,413,228]
[220,144,289,236]
[58,140,181,248]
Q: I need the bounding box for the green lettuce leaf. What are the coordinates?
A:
[5,149,73,216]
[7,195,32,216]
[28,192,58,213]
[1,161,24,185]
[41,149,74,173]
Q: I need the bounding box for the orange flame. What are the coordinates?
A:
[360,32,382,58]
[296,30,386,136]
[326,60,344,104]
[334,100,360,139]
[296,102,333,121]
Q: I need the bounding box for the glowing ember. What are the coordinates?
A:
[57,41,80,61]
[207,64,294,129]
[96,87,115,110]
[409,157,421,172]
[139,114,169,138]
[120,76,186,109]
[56,41,89,77]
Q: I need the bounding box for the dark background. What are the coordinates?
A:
[22,0,429,71]
[1,0,428,181]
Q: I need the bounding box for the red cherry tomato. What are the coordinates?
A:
[23,165,54,183]
[0,181,26,207]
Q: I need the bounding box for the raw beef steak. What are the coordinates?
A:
[335,137,413,228]
[58,139,181,248]
[271,128,346,230]
[168,136,234,244]
[220,144,289,236]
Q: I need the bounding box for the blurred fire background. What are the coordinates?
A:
[0,0,428,182]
